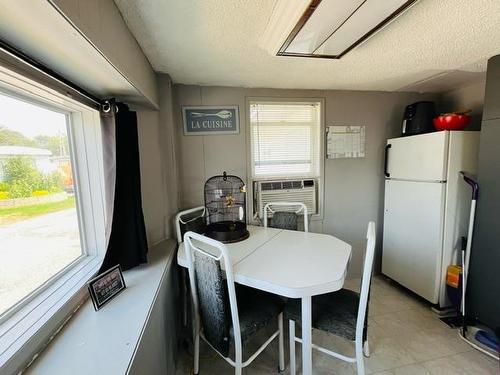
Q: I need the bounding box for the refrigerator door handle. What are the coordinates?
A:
[384,144,392,177]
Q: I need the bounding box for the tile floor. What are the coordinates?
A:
[176,276,499,374]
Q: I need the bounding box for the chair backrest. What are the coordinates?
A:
[356,221,376,341]
[174,206,206,244]
[184,231,242,358]
[263,202,309,232]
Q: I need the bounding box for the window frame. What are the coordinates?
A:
[0,64,106,373]
[245,97,325,223]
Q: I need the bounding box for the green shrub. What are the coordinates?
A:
[0,182,9,192]
[8,180,33,198]
[3,157,65,198]
[4,156,39,183]
[43,172,64,193]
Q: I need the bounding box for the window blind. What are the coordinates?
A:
[250,101,321,178]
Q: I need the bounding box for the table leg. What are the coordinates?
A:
[301,296,312,375]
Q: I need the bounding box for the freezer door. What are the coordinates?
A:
[386,131,449,181]
[382,179,445,303]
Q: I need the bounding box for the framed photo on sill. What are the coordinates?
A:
[87,264,126,311]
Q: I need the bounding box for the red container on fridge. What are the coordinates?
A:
[433,110,471,131]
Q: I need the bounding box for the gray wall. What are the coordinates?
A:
[137,109,165,243]
[132,76,179,374]
[51,0,159,107]
[173,85,435,277]
[128,244,178,375]
[439,79,486,131]
[157,74,181,238]
[137,74,179,244]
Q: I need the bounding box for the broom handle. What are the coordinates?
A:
[462,200,476,316]
[463,200,477,309]
[459,171,479,317]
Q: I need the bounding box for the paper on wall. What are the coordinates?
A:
[326,126,365,159]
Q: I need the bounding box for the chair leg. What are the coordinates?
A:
[363,340,370,357]
[182,269,188,327]
[289,320,296,375]
[234,338,243,375]
[278,313,285,372]
[194,329,200,375]
[355,339,365,375]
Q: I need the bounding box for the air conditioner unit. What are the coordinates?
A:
[255,179,317,219]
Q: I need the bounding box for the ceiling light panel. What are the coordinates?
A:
[316,0,410,55]
[285,0,364,54]
[279,0,417,58]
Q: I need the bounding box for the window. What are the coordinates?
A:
[249,101,321,178]
[0,64,105,372]
[0,94,82,316]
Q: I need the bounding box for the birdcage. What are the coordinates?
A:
[204,171,249,243]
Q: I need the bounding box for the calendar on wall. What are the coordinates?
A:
[326,126,366,159]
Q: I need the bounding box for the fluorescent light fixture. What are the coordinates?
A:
[278,0,418,59]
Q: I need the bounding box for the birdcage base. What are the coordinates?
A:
[205,221,250,243]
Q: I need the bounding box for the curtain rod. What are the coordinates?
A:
[0,38,102,108]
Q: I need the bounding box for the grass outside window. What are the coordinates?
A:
[0,196,75,225]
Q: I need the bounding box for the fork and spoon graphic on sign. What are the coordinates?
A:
[190,110,233,119]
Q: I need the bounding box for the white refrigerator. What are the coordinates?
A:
[382,131,479,308]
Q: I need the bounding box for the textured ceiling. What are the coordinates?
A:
[114,0,500,92]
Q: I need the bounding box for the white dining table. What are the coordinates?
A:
[177,225,352,375]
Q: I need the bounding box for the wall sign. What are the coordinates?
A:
[87,264,126,311]
[182,105,240,135]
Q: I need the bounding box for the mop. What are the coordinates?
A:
[458,171,499,360]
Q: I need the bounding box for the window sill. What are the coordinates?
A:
[23,239,176,375]
[0,255,102,374]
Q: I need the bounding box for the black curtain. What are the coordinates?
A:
[99,100,148,272]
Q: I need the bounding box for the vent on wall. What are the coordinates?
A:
[278,0,418,59]
[261,180,304,191]
[255,179,317,218]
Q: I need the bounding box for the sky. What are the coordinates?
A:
[0,93,67,138]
